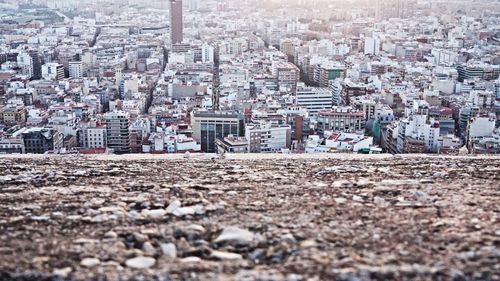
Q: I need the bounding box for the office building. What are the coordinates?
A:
[191,111,243,153]
[296,86,333,117]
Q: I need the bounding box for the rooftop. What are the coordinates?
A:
[0,154,498,281]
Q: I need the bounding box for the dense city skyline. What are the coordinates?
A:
[0,1,499,281]
[0,0,499,155]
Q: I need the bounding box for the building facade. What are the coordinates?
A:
[317,107,366,136]
[170,0,183,44]
[296,86,333,117]
[22,128,64,154]
[104,111,130,153]
[245,123,291,153]
[191,111,243,153]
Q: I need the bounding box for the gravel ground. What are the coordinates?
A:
[0,154,499,281]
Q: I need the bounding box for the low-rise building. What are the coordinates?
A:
[0,138,25,154]
[22,127,64,154]
[215,135,248,154]
[0,105,27,126]
[317,106,366,136]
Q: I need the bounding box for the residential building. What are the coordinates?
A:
[69,61,84,78]
[83,126,107,149]
[104,111,131,154]
[215,135,248,154]
[274,62,299,93]
[42,63,65,80]
[0,138,25,154]
[245,122,291,153]
[22,128,64,154]
[317,106,366,136]
[0,105,27,126]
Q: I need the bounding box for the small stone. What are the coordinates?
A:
[133,232,146,244]
[53,267,72,277]
[173,205,205,217]
[280,233,296,244]
[300,239,317,248]
[374,196,389,207]
[419,178,434,184]
[211,250,243,260]
[128,210,142,220]
[125,256,156,269]
[249,249,265,262]
[143,241,157,256]
[166,200,181,213]
[214,226,254,245]
[205,202,225,213]
[414,191,429,202]
[334,197,347,204]
[173,207,195,217]
[142,209,166,220]
[352,195,363,202]
[104,231,118,239]
[432,172,447,178]
[186,224,206,233]
[180,256,202,263]
[161,243,177,258]
[67,215,82,221]
[80,258,100,268]
[30,216,49,222]
[73,170,86,176]
[74,238,100,244]
[51,212,64,219]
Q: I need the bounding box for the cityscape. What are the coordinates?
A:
[0,1,500,281]
[0,0,498,155]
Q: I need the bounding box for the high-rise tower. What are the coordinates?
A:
[170,0,183,45]
[212,44,220,111]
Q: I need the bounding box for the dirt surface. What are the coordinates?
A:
[0,154,499,281]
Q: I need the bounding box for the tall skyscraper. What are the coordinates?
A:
[170,0,183,45]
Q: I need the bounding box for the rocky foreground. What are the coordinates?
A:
[0,154,499,281]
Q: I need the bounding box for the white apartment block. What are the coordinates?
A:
[85,127,107,148]
[69,61,84,78]
[296,86,333,117]
[245,123,291,153]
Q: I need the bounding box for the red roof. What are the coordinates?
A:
[440,107,453,114]
[328,133,340,141]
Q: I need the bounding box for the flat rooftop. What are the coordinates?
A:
[0,154,498,281]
